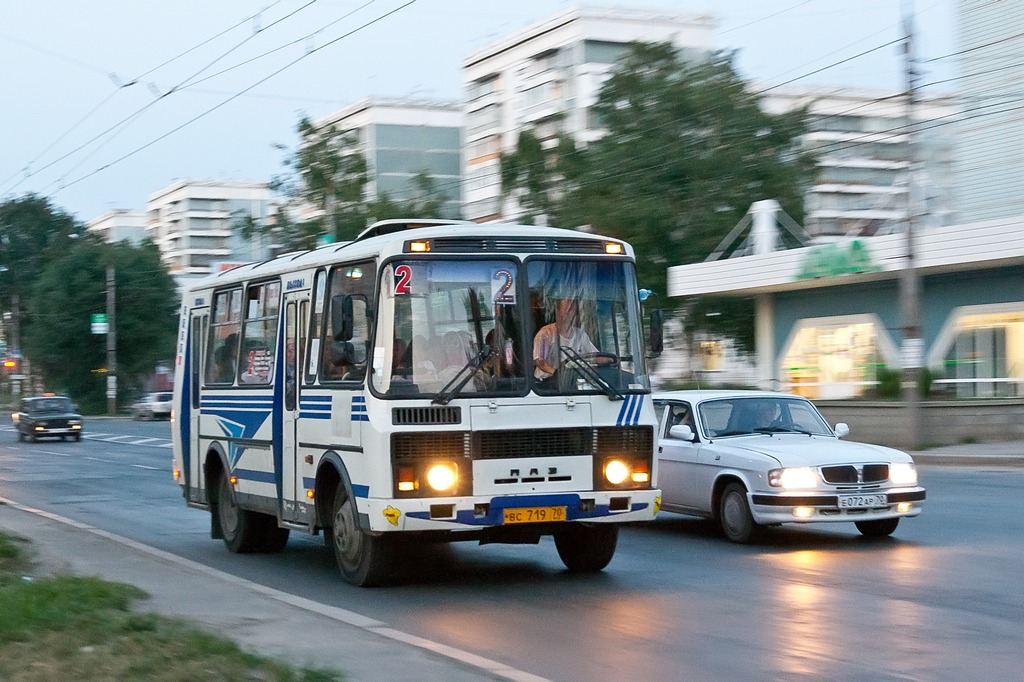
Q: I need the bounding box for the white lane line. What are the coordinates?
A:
[84,456,115,464]
[0,497,551,682]
[131,438,163,445]
[130,464,164,470]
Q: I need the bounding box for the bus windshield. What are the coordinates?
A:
[372,257,649,398]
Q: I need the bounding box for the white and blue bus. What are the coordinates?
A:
[172,220,662,586]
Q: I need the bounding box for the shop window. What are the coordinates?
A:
[933,305,1024,398]
[780,315,893,399]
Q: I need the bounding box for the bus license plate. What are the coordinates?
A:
[838,494,887,509]
[503,506,567,524]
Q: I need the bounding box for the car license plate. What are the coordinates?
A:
[503,506,566,524]
[837,494,887,509]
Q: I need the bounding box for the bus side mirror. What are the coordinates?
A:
[331,295,354,341]
[649,309,664,355]
[331,341,355,367]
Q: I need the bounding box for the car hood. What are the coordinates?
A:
[26,411,81,420]
[718,435,913,466]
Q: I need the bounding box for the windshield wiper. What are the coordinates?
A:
[431,346,493,405]
[753,426,814,436]
[559,347,623,401]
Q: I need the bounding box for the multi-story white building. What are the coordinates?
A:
[461,6,714,222]
[761,86,959,237]
[954,0,1024,224]
[145,180,275,284]
[85,209,148,245]
[315,97,463,219]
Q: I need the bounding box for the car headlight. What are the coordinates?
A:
[769,467,819,489]
[889,462,917,485]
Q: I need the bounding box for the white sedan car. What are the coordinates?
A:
[653,390,925,542]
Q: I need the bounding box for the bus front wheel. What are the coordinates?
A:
[217,474,268,553]
[331,485,393,587]
[554,524,618,572]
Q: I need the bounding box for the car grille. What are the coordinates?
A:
[821,464,889,484]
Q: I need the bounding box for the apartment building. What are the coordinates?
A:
[145,180,275,283]
[954,0,1024,224]
[461,5,714,222]
[86,209,148,245]
[761,86,958,237]
[315,97,463,219]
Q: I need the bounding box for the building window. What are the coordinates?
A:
[780,315,896,399]
[932,304,1024,398]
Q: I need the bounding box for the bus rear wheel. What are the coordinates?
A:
[554,524,618,572]
[331,485,393,587]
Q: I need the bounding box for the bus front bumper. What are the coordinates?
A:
[361,489,662,532]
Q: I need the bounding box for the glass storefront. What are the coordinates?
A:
[780,317,887,399]
[937,307,1024,398]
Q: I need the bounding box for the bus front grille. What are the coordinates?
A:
[392,406,462,426]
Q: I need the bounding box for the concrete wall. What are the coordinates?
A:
[816,399,1024,450]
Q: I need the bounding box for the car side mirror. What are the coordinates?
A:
[669,424,696,442]
[834,422,850,438]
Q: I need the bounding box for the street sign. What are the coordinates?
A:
[91,313,109,334]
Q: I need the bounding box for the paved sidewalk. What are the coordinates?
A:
[0,499,543,682]
[910,440,1024,467]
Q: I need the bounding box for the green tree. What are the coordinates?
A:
[0,194,80,339]
[265,116,370,249]
[24,237,178,412]
[501,43,815,351]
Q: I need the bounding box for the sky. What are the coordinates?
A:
[0,1,957,222]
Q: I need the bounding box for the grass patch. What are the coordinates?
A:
[0,531,343,681]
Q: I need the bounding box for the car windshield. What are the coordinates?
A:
[29,398,72,413]
[698,397,834,438]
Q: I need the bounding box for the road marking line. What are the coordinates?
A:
[0,496,550,682]
[130,464,164,470]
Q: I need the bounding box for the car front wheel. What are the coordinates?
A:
[718,482,758,543]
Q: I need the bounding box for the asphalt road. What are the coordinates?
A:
[1,416,1022,681]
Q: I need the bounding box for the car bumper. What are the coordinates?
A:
[749,487,925,524]
[26,425,82,437]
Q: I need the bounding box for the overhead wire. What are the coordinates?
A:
[0,1,285,195]
[52,0,417,194]
[4,0,317,197]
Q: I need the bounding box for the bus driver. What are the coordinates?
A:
[533,298,608,381]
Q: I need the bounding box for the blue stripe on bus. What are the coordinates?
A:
[202,395,275,402]
[301,403,331,411]
[626,394,641,425]
[616,395,631,425]
[302,395,332,403]
[302,477,315,489]
[233,468,277,484]
[299,412,331,420]
[353,484,369,498]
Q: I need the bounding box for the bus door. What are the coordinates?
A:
[187,311,208,503]
[281,296,308,517]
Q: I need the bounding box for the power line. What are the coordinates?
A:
[53,1,417,194]
[3,0,314,197]
[923,29,1024,62]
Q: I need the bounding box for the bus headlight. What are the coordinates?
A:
[604,460,630,485]
[426,463,458,492]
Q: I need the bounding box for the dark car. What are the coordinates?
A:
[14,395,83,442]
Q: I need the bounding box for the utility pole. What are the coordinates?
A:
[901,1,923,448]
[106,265,117,416]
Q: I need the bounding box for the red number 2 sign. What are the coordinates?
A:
[394,264,412,295]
